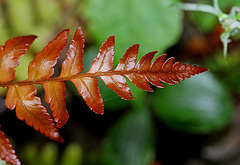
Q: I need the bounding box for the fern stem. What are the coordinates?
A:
[0,69,206,87]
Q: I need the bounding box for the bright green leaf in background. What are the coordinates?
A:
[150,72,234,134]
[205,51,240,95]
[84,0,183,63]
[7,0,34,35]
[102,109,155,165]
[0,5,9,42]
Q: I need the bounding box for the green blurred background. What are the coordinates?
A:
[0,0,240,164]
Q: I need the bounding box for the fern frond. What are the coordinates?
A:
[0,27,208,165]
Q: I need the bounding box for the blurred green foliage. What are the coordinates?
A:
[102,109,155,165]
[83,0,183,63]
[205,51,240,94]
[21,143,82,165]
[150,72,234,134]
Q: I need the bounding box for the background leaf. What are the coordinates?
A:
[150,72,234,134]
[39,143,58,165]
[60,143,83,165]
[102,109,155,165]
[84,0,183,63]
[6,0,34,35]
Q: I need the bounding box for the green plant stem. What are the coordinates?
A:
[213,0,222,14]
[178,0,234,62]
[177,2,222,16]
[223,38,229,62]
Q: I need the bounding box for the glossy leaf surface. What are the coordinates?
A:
[71,77,103,114]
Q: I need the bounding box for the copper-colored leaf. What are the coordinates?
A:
[88,35,114,73]
[101,75,134,100]
[0,36,36,82]
[42,82,68,128]
[115,44,153,91]
[28,30,69,81]
[5,85,63,142]
[135,51,157,70]
[0,129,20,165]
[60,27,85,77]
[126,51,157,92]
[146,54,208,87]
[70,35,112,113]
[71,77,103,114]
[115,44,139,71]
[89,36,134,100]
[90,35,134,100]
[150,54,167,71]
[125,73,153,92]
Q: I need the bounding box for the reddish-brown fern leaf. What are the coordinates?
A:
[0,129,20,165]
[5,85,63,142]
[0,36,36,82]
[60,29,208,114]
[5,30,69,142]
[28,29,69,129]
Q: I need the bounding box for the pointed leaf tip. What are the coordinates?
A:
[88,34,115,73]
[28,29,69,81]
[60,27,85,77]
[136,51,157,70]
[0,35,36,82]
[115,44,139,71]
